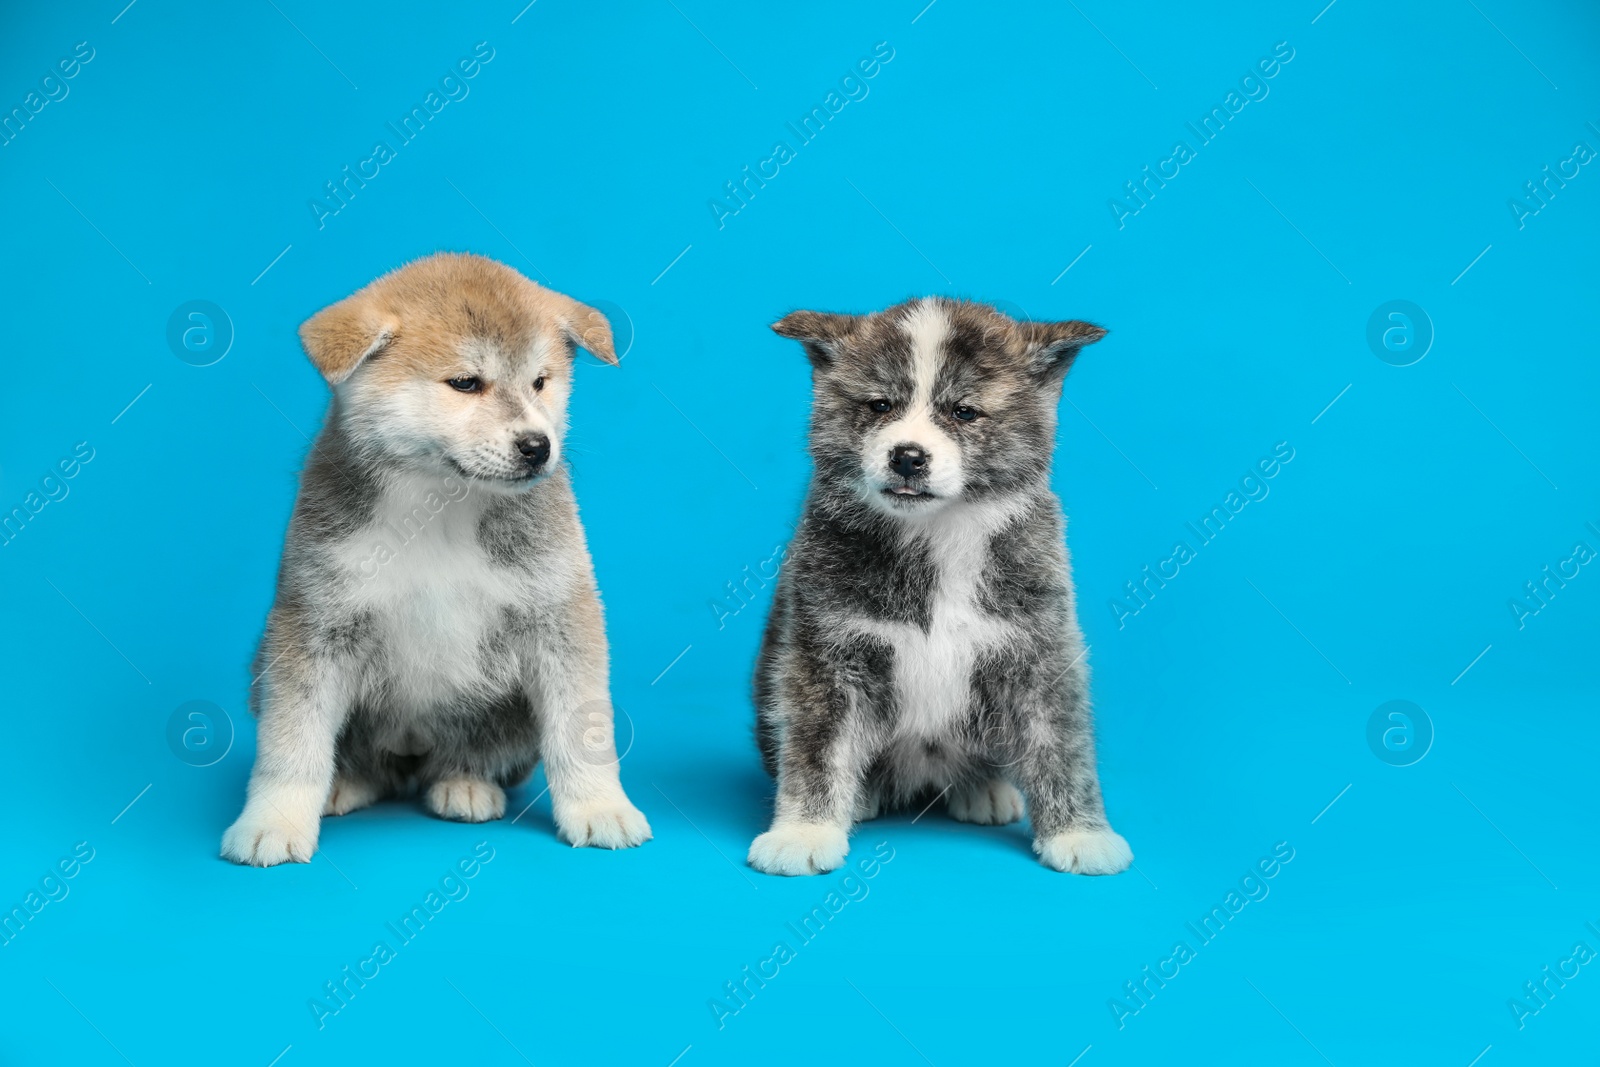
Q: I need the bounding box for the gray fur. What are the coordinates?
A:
[751,297,1132,875]
[256,418,566,790]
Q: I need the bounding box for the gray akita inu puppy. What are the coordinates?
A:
[222,253,650,866]
[751,298,1132,876]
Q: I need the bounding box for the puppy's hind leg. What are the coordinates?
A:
[947,778,1026,825]
[851,757,893,823]
[324,776,383,816]
[425,777,507,823]
[853,785,885,823]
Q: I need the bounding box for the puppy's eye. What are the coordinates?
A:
[952,405,980,422]
[533,376,546,392]
[868,398,892,414]
[447,376,483,393]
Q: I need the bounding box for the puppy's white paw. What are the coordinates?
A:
[748,822,849,876]
[425,778,506,823]
[324,777,382,816]
[1035,827,1133,875]
[221,809,318,867]
[948,779,1025,825]
[554,798,652,849]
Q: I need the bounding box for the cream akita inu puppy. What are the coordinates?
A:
[222,253,650,866]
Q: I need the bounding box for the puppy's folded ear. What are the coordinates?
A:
[772,310,858,368]
[300,293,399,385]
[1017,319,1108,380]
[559,298,618,365]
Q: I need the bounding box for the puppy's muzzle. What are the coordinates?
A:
[885,443,934,498]
[515,433,552,474]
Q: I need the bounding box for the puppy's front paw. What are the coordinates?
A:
[221,809,318,867]
[948,779,1025,825]
[426,778,506,823]
[1035,827,1133,875]
[554,798,652,849]
[748,822,849,876]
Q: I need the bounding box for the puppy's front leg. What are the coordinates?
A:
[221,646,351,867]
[531,594,650,849]
[1011,649,1132,876]
[748,659,874,876]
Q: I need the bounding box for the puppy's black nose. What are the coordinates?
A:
[515,433,551,469]
[890,444,927,479]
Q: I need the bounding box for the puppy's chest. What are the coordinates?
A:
[848,521,1018,736]
[334,496,542,700]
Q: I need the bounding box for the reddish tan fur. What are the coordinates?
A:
[299,253,616,387]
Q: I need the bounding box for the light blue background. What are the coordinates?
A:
[2,1,1596,1064]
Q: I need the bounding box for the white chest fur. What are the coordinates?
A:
[847,499,1025,737]
[333,473,528,713]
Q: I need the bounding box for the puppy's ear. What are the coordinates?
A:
[559,298,618,365]
[772,310,857,368]
[1016,318,1107,380]
[299,293,398,385]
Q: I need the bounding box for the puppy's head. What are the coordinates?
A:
[773,298,1105,517]
[300,253,616,490]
